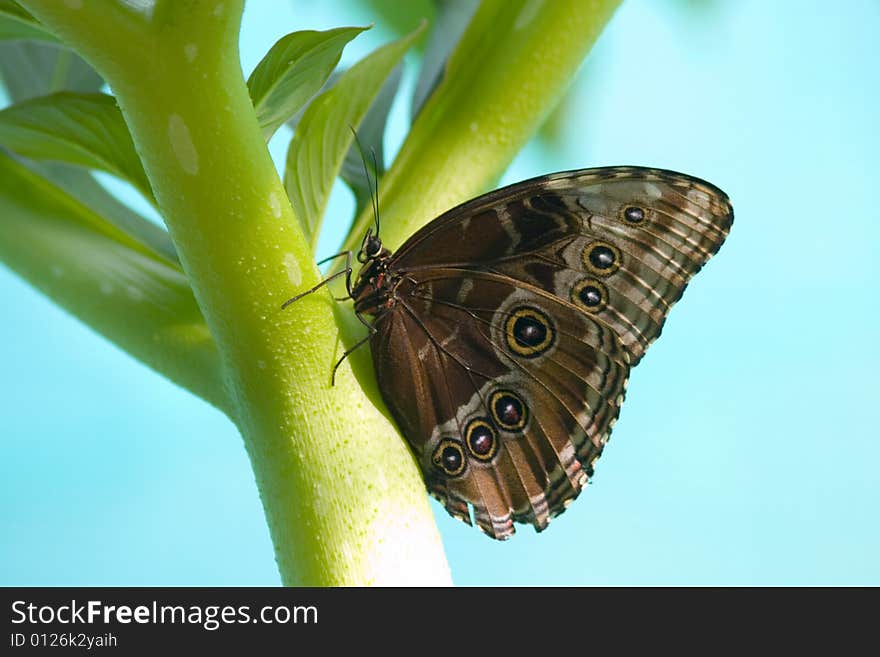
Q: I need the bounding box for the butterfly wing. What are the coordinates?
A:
[393,166,734,364]
[371,271,630,538]
[374,166,732,537]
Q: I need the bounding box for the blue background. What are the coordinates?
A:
[2,0,878,585]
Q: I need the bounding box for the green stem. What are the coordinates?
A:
[19,0,449,586]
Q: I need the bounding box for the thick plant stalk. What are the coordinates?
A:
[12,0,622,585]
[18,0,449,586]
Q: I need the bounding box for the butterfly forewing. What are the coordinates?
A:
[394,167,733,364]
[362,166,732,538]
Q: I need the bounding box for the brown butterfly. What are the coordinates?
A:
[286,166,733,539]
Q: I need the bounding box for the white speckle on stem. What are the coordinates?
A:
[514,0,542,30]
[283,253,302,288]
[213,3,223,16]
[269,191,282,218]
[99,281,114,295]
[184,44,198,62]
[50,265,64,278]
[63,0,83,8]
[167,114,199,175]
[118,0,155,17]
[127,285,145,301]
[470,121,478,132]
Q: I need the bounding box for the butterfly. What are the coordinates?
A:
[286,166,733,539]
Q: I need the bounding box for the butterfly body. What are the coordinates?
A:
[347,166,732,539]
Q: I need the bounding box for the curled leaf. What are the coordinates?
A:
[339,63,403,217]
[284,23,425,249]
[0,41,101,101]
[0,91,154,203]
[411,0,479,120]
[248,26,368,141]
[0,0,57,43]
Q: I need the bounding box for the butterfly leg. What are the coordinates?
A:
[327,249,357,301]
[281,250,354,308]
[331,330,373,386]
[352,303,378,333]
[328,304,377,385]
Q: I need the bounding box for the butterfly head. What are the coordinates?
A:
[351,228,396,318]
[357,228,384,264]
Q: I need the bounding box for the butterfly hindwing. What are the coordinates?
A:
[371,269,630,537]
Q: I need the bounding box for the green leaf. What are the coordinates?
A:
[0,0,57,43]
[411,0,479,120]
[284,23,424,249]
[339,63,402,216]
[5,154,175,267]
[0,150,226,411]
[0,44,171,265]
[27,160,179,266]
[0,41,101,101]
[284,63,403,220]
[248,26,368,141]
[360,0,436,43]
[283,70,340,133]
[0,91,154,202]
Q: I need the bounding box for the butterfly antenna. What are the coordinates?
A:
[369,146,380,236]
[349,126,381,237]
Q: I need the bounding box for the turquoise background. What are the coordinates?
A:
[2,0,878,585]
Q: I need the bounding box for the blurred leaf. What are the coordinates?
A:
[0,91,154,202]
[0,41,101,101]
[340,63,402,217]
[411,0,479,120]
[248,26,368,141]
[0,0,57,43]
[361,0,435,43]
[0,1,33,24]
[667,0,724,19]
[284,23,424,250]
[0,151,169,268]
[0,150,225,410]
[29,160,178,266]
